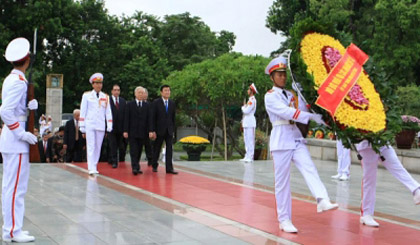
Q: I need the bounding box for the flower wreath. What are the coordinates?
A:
[300,32,386,133]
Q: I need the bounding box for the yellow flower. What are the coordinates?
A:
[179,136,210,144]
[300,33,386,133]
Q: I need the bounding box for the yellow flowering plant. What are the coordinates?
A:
[179,135,210,152]
[286,18,402,153]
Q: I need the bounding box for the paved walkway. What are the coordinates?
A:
[0,156,419,244]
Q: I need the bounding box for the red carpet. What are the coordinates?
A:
[72,162,420,244]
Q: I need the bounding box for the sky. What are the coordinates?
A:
[104,0,285,57]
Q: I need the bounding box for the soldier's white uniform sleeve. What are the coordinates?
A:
[106,95,113,131]
[264,92,311,124]
[79,93,87,128]
[241,97,256,114]
[0,81,26,138]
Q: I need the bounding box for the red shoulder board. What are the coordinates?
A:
[18,75,26,81]
[267,89,274,93]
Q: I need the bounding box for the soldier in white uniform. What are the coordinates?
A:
[331,139,351,181]
[240,83,258,162]
[79,73,113,175]
[0,38,38,243]
[264,56,339,233]
[356,140,420,227]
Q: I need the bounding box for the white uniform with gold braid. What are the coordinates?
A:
[265,86,336,228]
[79,90,113,174]
[241,95,256,161]
[0,37,37,242]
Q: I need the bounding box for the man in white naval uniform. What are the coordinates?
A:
[264,56,338,233]
[331,139,351,181]
[0,38,38,243]
[356,141,420,227]
[240,83,258,162]
[79,73,113,175]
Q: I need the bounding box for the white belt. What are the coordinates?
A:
[18,116,27,122]
[272,120,291,126]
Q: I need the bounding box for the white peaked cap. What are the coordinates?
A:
[89,73,104,83]
[5,37,30,62]
[250,83,258,94]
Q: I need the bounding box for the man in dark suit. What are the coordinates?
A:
[149,85,178,174]
[63,109,85,162]
[38,132,53,163]
[124,86,150,175]
[109,84,127,168]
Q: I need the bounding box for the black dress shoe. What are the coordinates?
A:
[152,168,158,172]
[166,170,178,175]
[132,170,138,175]
[138,170,143,174]
[147,162,152,167]
[112,164,118,168]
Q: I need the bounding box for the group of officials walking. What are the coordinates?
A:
[79,74,178,176]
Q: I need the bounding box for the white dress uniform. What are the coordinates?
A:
[335,139,351,178]
[0,37,37,242]
[264,56,337,232]
[80,89,112,173]
[241,95,256,161]
[356,141,420,218]
[265,86,332,221]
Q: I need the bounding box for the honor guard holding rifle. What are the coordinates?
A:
[264,56,338,233]
[0,38,38,243]
[79,73,113,175]
[240,83,258,162]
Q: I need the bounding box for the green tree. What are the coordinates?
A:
[164,53,271,159]
[159,12,235,71]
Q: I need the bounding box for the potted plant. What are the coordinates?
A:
[254,129,268,160]
[179,136,210,161]
[395,115,420,149]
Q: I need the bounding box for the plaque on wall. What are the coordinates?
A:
[46,74,63,88]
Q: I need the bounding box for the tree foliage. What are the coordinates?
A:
[164,53,271,158]
[0,0,235,113]
[266,0,420,87]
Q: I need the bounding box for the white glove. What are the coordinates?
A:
[20,132,37,145]
[27,99,38,110]
[79,126,86,134]
[107,127,112,133]
[311,113,327,126]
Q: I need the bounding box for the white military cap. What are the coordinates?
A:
[5,37,30,62]
[265,56,287,75]
[89,73,103,83]
[249,83,258,94]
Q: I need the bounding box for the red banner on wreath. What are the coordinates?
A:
[315,43,369,116]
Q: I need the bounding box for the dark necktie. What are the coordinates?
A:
[96,92,99,98]
[75,121,79,141]
[137,101,140,108]
[115,98,119,109]
[282,90,288,99]
[165,100,168,113]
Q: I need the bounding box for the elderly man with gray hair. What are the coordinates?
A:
[64,109,85,162]
[123,86,151,175]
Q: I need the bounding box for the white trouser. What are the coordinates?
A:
[243,127,255,160]
[86,129,105,172]
[359,146,420,216]
[2,153,30,240]
[336,139,351,176]
[272,141,329,222]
